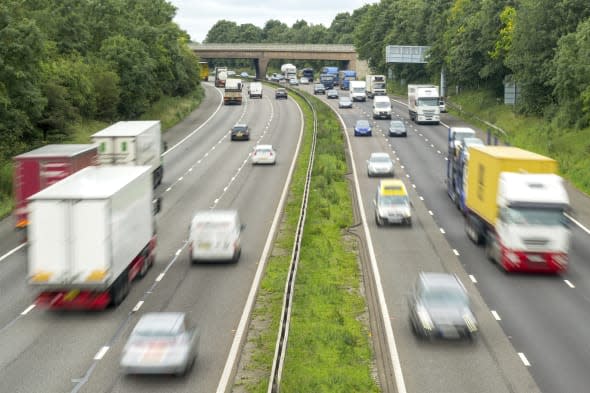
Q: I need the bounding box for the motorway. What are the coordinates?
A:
[0,82,303,393]
[308,84,590,393]
[1,79,589,392]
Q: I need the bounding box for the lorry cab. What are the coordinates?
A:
[188,210,244,263]
[373,96,392,119]
[374,180,412,226]
[448,127,476,154]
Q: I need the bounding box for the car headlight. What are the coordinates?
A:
[417,305,433,331]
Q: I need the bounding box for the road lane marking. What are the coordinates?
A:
[565,212,590,235]
[469,274,477,283]
[453,249,460,256]
[564,279,575,288]
[155,273,165,282]
[21,304,35,315]
[440,228,446,234]
[132,301,144,312]
[491,310,501,321]
[428,210,434,216]
[94,346,109,360]
[0,243,26,263]
[518,352,531,367]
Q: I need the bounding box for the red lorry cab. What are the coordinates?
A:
[13,144,98,228]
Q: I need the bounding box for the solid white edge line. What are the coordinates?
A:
[163,85,224,156]
[565,212,590,235]
[0,243,26,263]
[94,346,109,360]
[216,92,304,393]
[338,111,408,392]
[21,304,35,315]
[518,352,531,367]
[491,310,502,321]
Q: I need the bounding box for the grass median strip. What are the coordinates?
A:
[233,91,379,392]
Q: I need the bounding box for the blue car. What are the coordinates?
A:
[354,119,372,136]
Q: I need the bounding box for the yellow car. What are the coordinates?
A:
[374,179,412,226]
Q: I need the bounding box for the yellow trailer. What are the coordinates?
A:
[465,145,558,226]
[199,62,209,81]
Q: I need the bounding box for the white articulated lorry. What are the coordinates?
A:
[27,166,160,310]
[366,75,386,98]
[281,63,297,80]
[91,121,165,188]
[408,84,440,124]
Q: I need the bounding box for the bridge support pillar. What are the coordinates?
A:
[254,57,269,80]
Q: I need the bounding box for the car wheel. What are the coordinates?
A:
[375,214,383,227]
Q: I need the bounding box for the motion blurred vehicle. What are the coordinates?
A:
[188,210,243,263]
[408,273,478,341]
[354,119,372,136]
[120,312,200,375]
[338,96,353,109]
[289,78,299,86]
[251,144,276,165]
[388,120,407,137]
[313,83,326,95]
[230,124,250,141]
[275,88,288,99]
[327,89,339,99]
[367,152,394,177]
[374,179,412,226]
[299,77,310,84]
[240,72,250,78]
[227,70,236,76]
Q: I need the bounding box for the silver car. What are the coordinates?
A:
[408,273,478,341]
[388,120,407,137]
[367,152,394,177]
[338,96,353,108]
[120,312,200,375]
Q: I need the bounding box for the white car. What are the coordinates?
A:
[367,152,394,177]
[251,144,276,165]
[300,77,310,84]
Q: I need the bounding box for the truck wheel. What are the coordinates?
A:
[485,237,496,264]
[110,275,130,307]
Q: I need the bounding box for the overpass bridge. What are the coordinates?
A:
[189,43,368,80]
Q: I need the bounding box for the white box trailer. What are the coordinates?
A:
[27,165,157,309]
[91,121,164,188]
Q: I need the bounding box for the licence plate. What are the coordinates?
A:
[198,242,211,250]
[528,255,545,263]
[64,289,80,302]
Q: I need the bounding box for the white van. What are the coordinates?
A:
[188,210,243,263]
[373,95,392,119]
[248,82,263,98]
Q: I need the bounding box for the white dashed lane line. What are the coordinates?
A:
[564,280,575,288]
[491,310,502,321]
[518,352,531,367]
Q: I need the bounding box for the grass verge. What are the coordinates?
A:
[233,91,379,392]
[0,87,204,220]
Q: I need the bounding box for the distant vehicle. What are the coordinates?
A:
[223,78,243,105]
[289,78,299,86]
[12,144,98,229]
[367,152,394,177]
[240,71,249,78]
[120,312,200,375]
[338,96,353,109]
[388,120,407,137]
[230,124,250,141]
[439,98,447,113]
[372,95,392,119]
[275,88,288,99]
[248,82,263,99]
[366,75,387,98]
[188,210,243,263]
[313,83,326,95]
[327,89,339,99]
[354,119,372,136]
[349,80,367,102]
[299,77,310,84]
[319,74,335,89]
[321,66,339,86]
[227,70,236,76]
[302,67,314,82]
[408,272,478,341]
[339,70,357,90]
[281,63,297,80]
[251,144,276,165]
[374,179,411,226]
[199,62,209,81]
[408,84,440,124]
[214,66,228,87]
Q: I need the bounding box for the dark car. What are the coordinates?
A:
[313,83,326,95]
[388,120,407,137]
[230,123,250,141]
[408,272,478,341]
[354,119,372,137]
[275,88,288,99]
[338,96,353,109]
[327,89,339,99]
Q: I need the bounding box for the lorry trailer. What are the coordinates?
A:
[223,78,243,105]
[91,121,165,188]
[463,146,570,273]
[27,166,159,310]
[13,144,98,229]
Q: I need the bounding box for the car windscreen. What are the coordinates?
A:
[422,287,467,307]
[375,102,390,108]
[371,156,390,163]
[232,126,247,132]
[356,121,369,128]
[378,195,408,206]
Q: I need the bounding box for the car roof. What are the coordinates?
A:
[356,119,370,124]
[370,152,390,159]
[255,144,273,150]
[134,312,186,335]
[233,123,248,128]
[378,179,407,196]
[390,120,404,124]
[418,272,465,292]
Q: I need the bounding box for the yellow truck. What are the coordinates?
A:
[464,145,570,273]
[199,62,209,81]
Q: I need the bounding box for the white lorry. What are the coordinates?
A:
[372,95,392,119]
[281,63,297,80]
[248,82,263,99]
[91,121,165,188]
[407,84,440,124]
[349,80,367,102]
[27,166,160,310]
[366,75,387,98]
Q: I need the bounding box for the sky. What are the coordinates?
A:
[168,0,379,43]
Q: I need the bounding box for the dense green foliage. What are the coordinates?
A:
[0,0,201,163]
[204,0,590,127]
